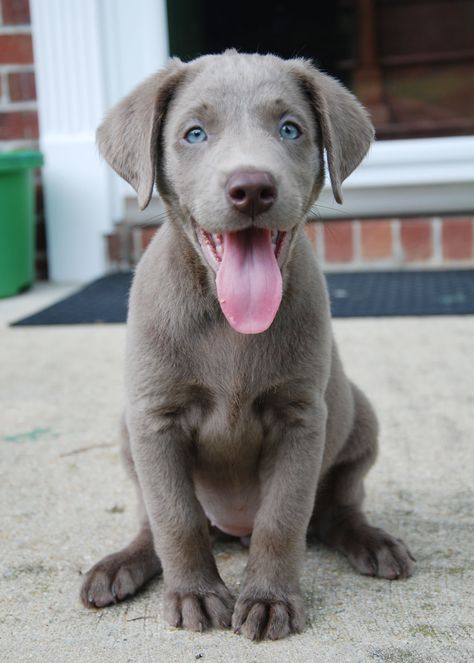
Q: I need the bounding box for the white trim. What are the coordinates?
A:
[316,136,474,218]
[345,136,474,188]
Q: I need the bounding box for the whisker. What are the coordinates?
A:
[308,206,322,221]
[140,211,169,224]
[310,202,354,219]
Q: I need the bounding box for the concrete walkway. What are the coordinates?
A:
[1,285,473,662]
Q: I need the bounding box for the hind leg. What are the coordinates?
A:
[81,417,162,608]
[311,385,415,579]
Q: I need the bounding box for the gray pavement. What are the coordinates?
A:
[0,285,473,662]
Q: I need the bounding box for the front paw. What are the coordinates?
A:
[165,581,234,632]
[232,586,305,641]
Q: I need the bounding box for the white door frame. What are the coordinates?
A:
[30,0,169,282]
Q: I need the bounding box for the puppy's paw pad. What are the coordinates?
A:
[232,593,305,640]
[165,584,234,632]
[347,527,415,579]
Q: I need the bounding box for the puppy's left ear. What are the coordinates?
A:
[289,60,374,204]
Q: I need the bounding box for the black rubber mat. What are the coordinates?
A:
[13,272,131,326]
[12,269,474,326]
[327,269,474,317]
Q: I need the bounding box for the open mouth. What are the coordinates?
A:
[196,228,290,271]
[195,224,293,335]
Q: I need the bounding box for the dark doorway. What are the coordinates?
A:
[166,0,354,86]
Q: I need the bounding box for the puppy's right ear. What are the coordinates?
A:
[96,59,185,210]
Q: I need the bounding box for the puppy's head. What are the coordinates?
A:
[98,51,373,333]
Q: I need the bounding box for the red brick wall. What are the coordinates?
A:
[0,0,37,145]
[310,216,474,269]
[0,0,47,278]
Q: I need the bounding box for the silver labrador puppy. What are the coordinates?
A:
[81,51,414,641]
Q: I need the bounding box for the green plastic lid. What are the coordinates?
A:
[0,150,44,172]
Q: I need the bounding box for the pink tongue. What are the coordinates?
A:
[216,227,282,334]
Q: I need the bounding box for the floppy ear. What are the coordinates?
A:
[289,60,374,204]
[96,59,185,210]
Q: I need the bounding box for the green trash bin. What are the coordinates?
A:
[0,151,44,298]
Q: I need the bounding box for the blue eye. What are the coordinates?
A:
[185,127,207,143]
[280,122,301,140]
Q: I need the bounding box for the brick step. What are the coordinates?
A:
[105,215,474,271]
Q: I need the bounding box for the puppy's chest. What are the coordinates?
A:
[193,345,275,437]
[196,371,266,455]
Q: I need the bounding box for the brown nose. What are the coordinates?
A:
[226,171,277,217]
